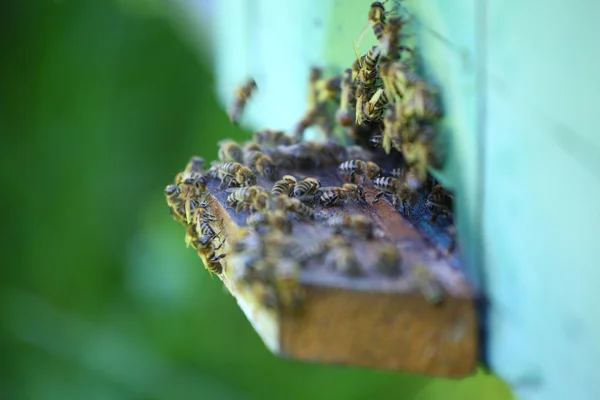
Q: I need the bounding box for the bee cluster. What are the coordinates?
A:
[165,2,458,315]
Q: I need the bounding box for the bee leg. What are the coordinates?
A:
[350,171,356,183]
[429,209,440,224]
[372,191,386,204]
[213,238,226,251]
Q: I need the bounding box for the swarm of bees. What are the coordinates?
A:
[164,2,458,313]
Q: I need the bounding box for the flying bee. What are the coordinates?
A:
[412,264,445,305]
[375,243,402,277]
[335,68,356,127]
[293,177,321,200]
[218,140,244,163]
[381,103,403,154]
[271,175,297,197]
[379,15,413,61]
[324,239,363,277]
[213,162,256,187]
[426,184,454,223]
[338,159,382,183]
[402,82,441,121]
[290,240,329,263]
[165,184,186,224]
[228,78,257,125]
[319,183,367,207]
[329,214,374,239]
[226,186,268,213]
[272,258,304,313]
[246,209,292,233]
[273,195,314,219]
[254,129,294,147]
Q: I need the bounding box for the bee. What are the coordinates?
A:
[363,88,388,122]
[402,82,441,122]
[324,239,363,277]
[335,68,356,127]
[374,243,402,277]
[251,153,278,180]
[228,78,257,125]
[211,162,257,188]
[329,214,374,239]
[272,258,304,312]
[372,176,417,215]
[381,103,403,154]
[218,140,244,163]
[246,209,292,233]
[254,129,294,147]
[319,183,366,206]
[195,235,226,276]
[293,177,321,200]
[426,184,454,223]
[290,241,329,263]
[273,195,314,219]
[271,175,297,197]
[180,176,209,224]
[380,61,422,103]
[184,221,198,248]
[226,186,269,213]
[338,159,381,183]
[412,264,445,305]
[379,16,413,61]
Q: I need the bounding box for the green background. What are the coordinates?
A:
[1,1,513,399]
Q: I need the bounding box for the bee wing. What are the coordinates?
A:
[318,186,347,192]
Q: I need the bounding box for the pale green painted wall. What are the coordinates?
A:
[207,1,600,399]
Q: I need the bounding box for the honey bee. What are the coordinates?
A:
[211,162,257,188]
[372,176,417,215]
[329,214,374,239]
[290,240,329,263]
[335,68,356,127]
[293,177,321,200]
[319,183,366,206]
[381,103,403,154]
[218,140,244,163]
[412,264,444,305]
[195,235,226,276]
[271,175,297,197]
[426,184,454,223]
[402,82,441,121]
[165,184,185,224]
[183,155,205,177]
[379,15,413,61]
[273,195,314,219]
[254,129,295,147]
[252,153,278,180]
[324,239,363,277]
[228,78,257,125]
[374,243,402,277]
[246,209,292,233]
[362,88,388,122]
[226,186,269,213]
[272,258,304,312]
[338,159,381,183]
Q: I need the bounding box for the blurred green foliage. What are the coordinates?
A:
[0,1,512,399]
